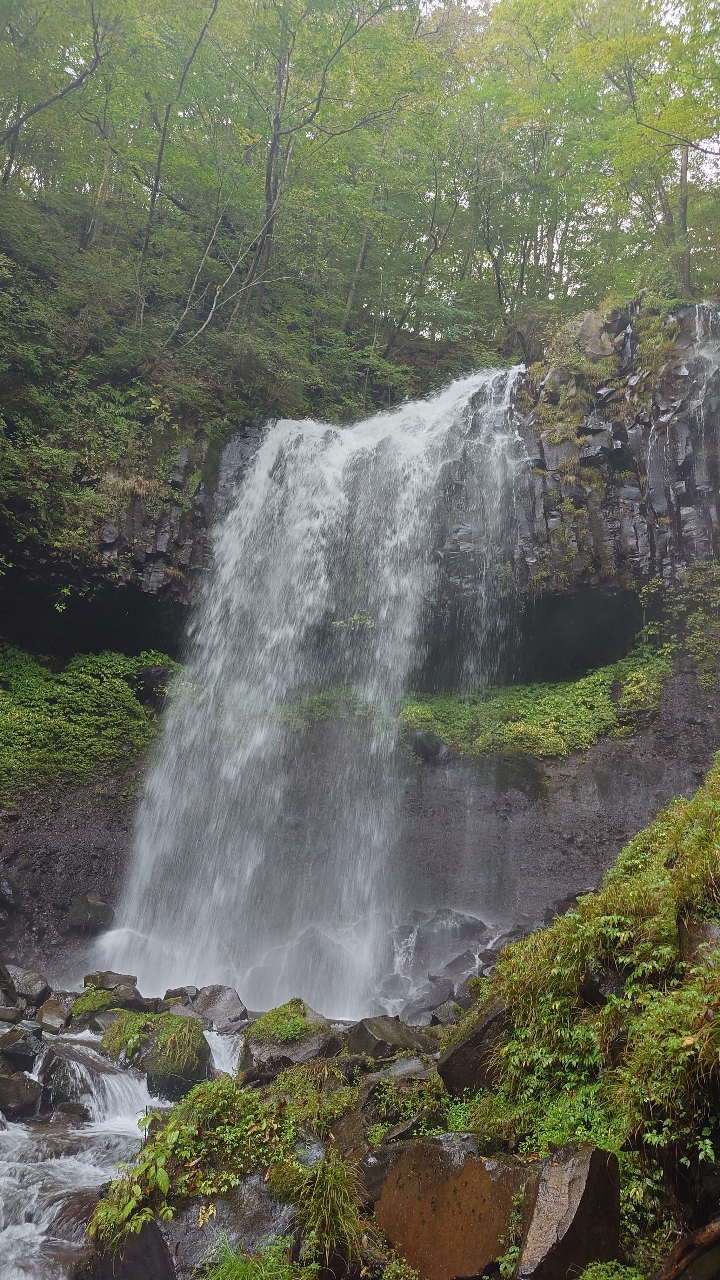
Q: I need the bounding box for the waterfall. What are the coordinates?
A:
[100,369,525,1017]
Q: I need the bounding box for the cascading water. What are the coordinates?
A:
[0,1034,159,1279]
[100,369,526,1016]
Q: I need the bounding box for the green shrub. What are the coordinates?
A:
[267,1061,360,1138]
[202,1237,317,1280]
[88,1078,299,1252]
[0,644,175,801]
[268,1148,370,1265]
[251,999,315,1045]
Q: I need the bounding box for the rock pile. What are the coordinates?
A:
[0,956,622,1280]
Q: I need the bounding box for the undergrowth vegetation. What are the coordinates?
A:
[399,644,672,758]
[0,645,174,801]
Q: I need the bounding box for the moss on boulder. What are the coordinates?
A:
[101,1010,211,1099]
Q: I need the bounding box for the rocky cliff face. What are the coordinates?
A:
[512,302,720,595]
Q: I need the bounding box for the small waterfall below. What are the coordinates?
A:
[100,369,526,1016]
[0,1034,158,1279]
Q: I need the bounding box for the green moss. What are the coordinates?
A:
[0,645,176,802]
[643,562,720,689]
[70,986,120,1018]
[400,645,672,760]
[251,998,315,1045]
[102,1010,208,1079]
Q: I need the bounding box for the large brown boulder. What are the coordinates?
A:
[517,1143,620,1280]
[436,1000,508,1095]
[375,1135,537,1280]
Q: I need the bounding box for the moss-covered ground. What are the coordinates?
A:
[0,645,175,802]
[400,644,672,759]
[250,998,317,1045]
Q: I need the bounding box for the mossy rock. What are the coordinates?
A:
[101,1010,211,1099]
[242,999,340,1079]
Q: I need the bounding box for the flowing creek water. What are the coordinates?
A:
[0,1030,241,1278]
[99,369,526,1016]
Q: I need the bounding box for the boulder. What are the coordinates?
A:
[0,1007,20,1024]
[346,1015,435,1060]
[437,1000,508,1095]
[84,970,138,990]
[192,984,247,1029]
[431,1000,462,1027]
[375,1134,537,1280]
[38,1040,127,1110]
[578,311,615,360]
[400,978,454,1026]
[0,1026,42,1068]
[333,1058,437,1164]
[38,998,70,1034]
[74,1221,175,1280]
[579,964,626,1006]
[241,1000,339,1080]
[0,1071,42,1114]
[6,964,49,1004]
[517,1143,620,1280]
[678,918,720,964]
[158,1173,296,1278]
[65,893,115,932]
[127,1013,212,1100]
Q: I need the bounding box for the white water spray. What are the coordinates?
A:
[101,370,525,1015]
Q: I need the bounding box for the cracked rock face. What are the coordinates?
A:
[512,303,720,596]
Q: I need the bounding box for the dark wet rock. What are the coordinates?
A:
[84,970,138,990]
[392,910,491,979]
[346,1015,435,1060]
[89,1009,122,1034]
[437,1000,508,1095]
[0,1007,20,1024]
[678,917,720,964]
[158,1173,297,1278]
[74,1221,175,1280]
[64,893,115,932]
[0,1026,42,1068]
[0,1071,42,1114]
[53,1101,91,1123]
[38,1039,129,1111]
[436,949,479,981]
[164,984,199,1002]
[400,977,454,1025]
[332,1058,436,1164]
[38,997,70,1034]
[0,962,16,999]
[5,964,49,1004]
[375,1134,538,1280]
[192,983,247,1029]
[380,973,411,1000]
[431,1000,462,1027]
[579,964,627,1006]
[517,1143,620,1280]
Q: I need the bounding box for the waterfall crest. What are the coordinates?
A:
[101,369,525,1016]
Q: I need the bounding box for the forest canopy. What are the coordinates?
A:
[0,0,719,584]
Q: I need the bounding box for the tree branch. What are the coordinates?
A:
[0,6,110,148]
